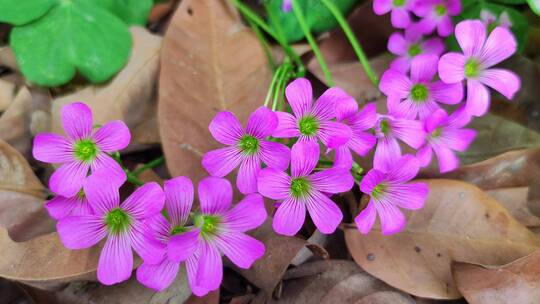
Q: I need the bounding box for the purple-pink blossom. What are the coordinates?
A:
[480,9,512,30]
[202,106,290,194]
[32,102,130,197]
[273,78,351,149]
[380,54,463,120]
[417,107,476,173]
[412,0,461,37]
[438,20,520,117]
[387,27,445,73]
[356,154,429,235]
[373,0,415,29]
[334,99,377,169]
[282,0,292,12]
[257,141,354,236]
[57,170,165,285]
[162,177,267,296]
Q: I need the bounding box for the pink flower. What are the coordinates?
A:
[417,107,476,173]
[257,141,354,236]
[387,27,445,73]
[356,154,428,235]
[373,0,415,29]
[480,9,512,30]
[202,107,290,194]
[373,113,425,172]
[412,0,461,37]
[57,170,165,285]
[438,20,520,116]
[333,99,377,169]
[273,78,352,149]
[32,102,130,197]
[282,0,292,12]
[165,177,267,296]
[380,54,463,120]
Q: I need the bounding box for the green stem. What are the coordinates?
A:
[321,0,378,87]
[111,152,144,186]
[131,156,165,176]
[272,63,292,111]
[265,64,285,107]
[247,18,276,70]
[291,0,333,86]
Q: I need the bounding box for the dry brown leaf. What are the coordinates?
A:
[0,138,44,197]
[0,87,34,156]
[354,291,416,304]
[51,27,162,146]
[486,187,540,227]
[0,46,17,71]
[158,0,271,182]
[0,79,16,111]
[184,289,220,304]
[344,179,540,299]
[452,250,540,304]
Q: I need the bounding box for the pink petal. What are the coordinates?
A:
[391,7,411,28]
[285,78,313,118]
[130,220,166,265]
[305,190,343,234]
[466,79,490,116]
[32,133,73,164]
[246,106,278,138]
[432,144,459,173]
[374,202,406,235]
[97,232,133,285]
[198,177,232,215]
[425,109,448,133]
[318,121,352,149]
[422,37,445,56]
[62,102,93,141]
[480,27,517,68]
[352,102,377,130]
[259,140,290,171]
[373,0,392,15]
[455,20,486,57]
[360,169,386,194]
[334,146,352,169]
[57,215,106,249]
[273,197,306,236]
[237,155,261,194]
[379,69,412,98]
[387,182,429,210]
[136,259,179,292]
[440,128,477,152]
[209,111,243,145]
[257,168,291,200]
[49,161,90,197]
[196,241,223,291]
[374,137,401,172]
[335,93,359,122]
[168,228,200,262]
[122,182,165,220]
[186,253,210,297]
[447,0,461,14]
[479,69,520,100]
[83,169,121,215]
[90,153,127,185]
[438,52,466,83]
[385,154,420,183]
[355,201,377,234]
[312,87,350,121]
[387,32,408,56]
[410,54,438,83]
[291,141,319,177]
[93,121,131,152]
[437,15,454,37]
[416,145,433,167]
[417,16,437,35]
[46,196,90,220]
[202,146,242,177]
[273,111,300,138]
[223,194,267,232]
[144,214,171,241]
[445,106,472,129]
[390,57,411,73]
[349,132,377,156]
[164,176,193,227]
[214,232,265,268]
[429,81,463,105]
[308,168,354,194]
[392,118,426,149]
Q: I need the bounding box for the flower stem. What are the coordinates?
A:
[247,18,276,70]
[131,156,165,176]
[272,63,293,111]
[320,0,378,87]
[265,64,285,107]
[290,0,334,86]
[111,152,144,186]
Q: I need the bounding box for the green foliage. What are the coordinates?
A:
[491,0,526,4]
[528,0,540,16]
[266,0,360,43]
[0,0,153,87]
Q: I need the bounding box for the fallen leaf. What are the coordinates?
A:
[345,179,540,299]
[0,138,44,197]
[354,291,416,304]
[0,86,34,156]
[452,250,540,304]
[184,289,220,304]
[0,78,16,111]
[0,46,18,71]
[158,0,272,182]
[486,187,540,227]
[51,27,162,146]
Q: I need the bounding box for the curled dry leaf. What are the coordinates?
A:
[486,187,540,227]
[0,46,17,71]
[0,86,34,156]
[354,291,415,304]
[0,138,44,197]
[452,250,540,304]
[0,78,16,111]
[51,27,162,146]
[344,179,540,299]
[158,0,271,182]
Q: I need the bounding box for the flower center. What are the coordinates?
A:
[290,177,311,198]
[76,189,86,199]
[393,0,406,7]
[298,116,319,136]
[435,4,447,16]
[410,84,429,102]
[170,225,188,235]
[238,135,259,155]
[371,184,387,199]
[73,139,98,162]
[431,127,443,138]
[105,208,130,234]
[194,214,220,238]
[408,43,422,57]
[464,59,481,78]
[379,119,391,136]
